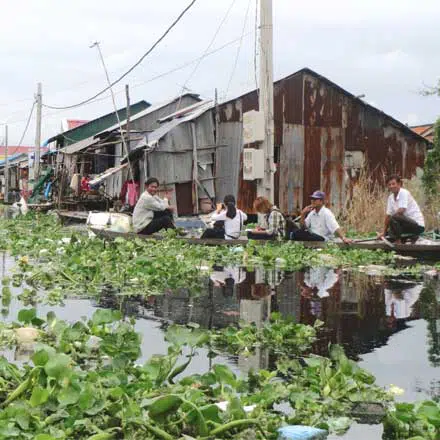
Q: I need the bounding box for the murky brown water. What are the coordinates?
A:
[1,252,439,439]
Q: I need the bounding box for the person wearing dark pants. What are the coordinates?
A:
[291,228,325,242]
[139,209,175,235]
[132,177,176,235]
[380,175,425,243]
[292,191,352,244]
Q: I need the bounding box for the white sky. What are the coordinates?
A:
[0,0,439,146]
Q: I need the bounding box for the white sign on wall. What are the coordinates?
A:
[243,110,264,144]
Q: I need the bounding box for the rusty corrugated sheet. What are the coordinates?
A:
[320,127,345,212]
[279,124,304,214]
[303,126,322,205]
[217,68,429,214]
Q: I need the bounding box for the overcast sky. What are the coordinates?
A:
[0,0,439,146]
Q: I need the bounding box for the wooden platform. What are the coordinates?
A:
[89,228,440,259]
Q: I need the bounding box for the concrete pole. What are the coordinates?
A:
[34,82,42,179]
[257,0,274,202]
[4,124,8,202]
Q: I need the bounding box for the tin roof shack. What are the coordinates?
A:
[57,94,203,209]
[0,153,29,201]
[216,68,430,215]
[120,99,216,216]
[47,100,150,150]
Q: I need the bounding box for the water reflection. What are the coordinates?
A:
[1,246,439,402]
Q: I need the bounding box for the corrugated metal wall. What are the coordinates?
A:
[142,110,216,215]
[216,70,428,215]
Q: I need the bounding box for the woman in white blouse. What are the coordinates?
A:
[203,195,247,239]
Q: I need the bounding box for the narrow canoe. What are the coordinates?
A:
[89,227,440,259]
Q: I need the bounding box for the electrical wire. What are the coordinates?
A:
[43,0,198,110]
[5,101,36,157]
[41,34,251,120]
[175,0,237,111]
[224,0,252,100]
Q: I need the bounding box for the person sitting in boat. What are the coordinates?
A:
[379,175,425,243]
[247,196,285,240]
[132,177,176,235]
[202,195,247,239]
[292,190,351,244]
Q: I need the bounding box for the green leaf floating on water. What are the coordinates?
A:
[148,395,182,417]
[17,308,37,324]
[30,385,50,407]
[44,353,71,379]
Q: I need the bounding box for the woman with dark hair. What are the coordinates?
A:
[202,195,247,239]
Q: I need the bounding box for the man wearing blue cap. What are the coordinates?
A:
[292,190,351,244]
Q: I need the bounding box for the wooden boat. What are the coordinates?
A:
[57,210,90,225]
[89,227,440,259]
[27,202,54,212]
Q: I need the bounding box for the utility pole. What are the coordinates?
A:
[34,82,42,179]
[4,124,8,203]
[91,42,134,182]
[125,84,131,165]
[257,0,274,201]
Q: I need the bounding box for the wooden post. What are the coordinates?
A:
[190,122,199,214]
[125,84,131,166]
[34,83,42,179]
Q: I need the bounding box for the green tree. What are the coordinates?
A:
[422,119,440,197]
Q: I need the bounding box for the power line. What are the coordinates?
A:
[17,101,36,147]
[41,34,251,120]
[224,0,253,99]
[175,0,237,110]
[43,0,198,111]
[4,101,36,157]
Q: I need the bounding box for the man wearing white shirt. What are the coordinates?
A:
[380,175,425,243]
[293,191,351,244]
[132,177,176,234]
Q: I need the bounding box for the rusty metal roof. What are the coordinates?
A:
[220,67,432,146]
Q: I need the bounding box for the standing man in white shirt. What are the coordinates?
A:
[379,175,425,243]
[132,177,176,235]
[292,191,352,244]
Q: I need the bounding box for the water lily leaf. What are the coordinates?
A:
[327,416,351,434]
[213,364,237,387]
[58,386,80,406]
[165,325,209,348]
[91,309,122,326]
[148,395,182,417]
[17,308,37,324]
[30,385,50,407]
[417,401,440,427]
[32,349,49,367]
[44,353,71,379]
[35,435,56,440]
